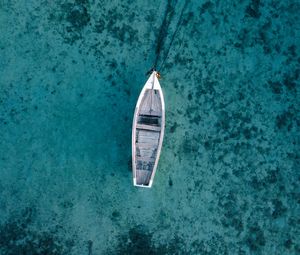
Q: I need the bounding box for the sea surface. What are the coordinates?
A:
[0,0,299,254]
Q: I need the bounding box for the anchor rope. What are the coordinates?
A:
[149,0,189,75]
[158,0,188,73]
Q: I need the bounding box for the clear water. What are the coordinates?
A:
[0,0,299,254]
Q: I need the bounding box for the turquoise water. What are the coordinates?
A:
[0,0,299,254]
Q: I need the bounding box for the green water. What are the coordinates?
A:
[0,0,299,254]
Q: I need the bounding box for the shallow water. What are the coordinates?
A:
[0,0,299,254]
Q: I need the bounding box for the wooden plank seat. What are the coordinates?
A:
[136,156,155,162]
[136,123,161,132]
[136,143,157,149]
[140,114,161,117]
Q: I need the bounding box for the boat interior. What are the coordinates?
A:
[135,89,162,186]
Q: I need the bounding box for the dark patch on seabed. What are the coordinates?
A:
[0,208,74,255]
[0,0,300,254]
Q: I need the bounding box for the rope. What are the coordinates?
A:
[153,0,176,70]
[158,1,188,73]
[149,0,188,74]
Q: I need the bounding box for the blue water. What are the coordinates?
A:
[0,0,299,254]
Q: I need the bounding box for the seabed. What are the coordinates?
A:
[0,1,299,254]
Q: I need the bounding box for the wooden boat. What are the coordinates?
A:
[132,70,165,188]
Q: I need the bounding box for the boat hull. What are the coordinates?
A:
[132,71,165,188]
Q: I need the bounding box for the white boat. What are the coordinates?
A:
[132,71,165,188]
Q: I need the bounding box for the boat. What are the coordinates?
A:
[132,70,165,188]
